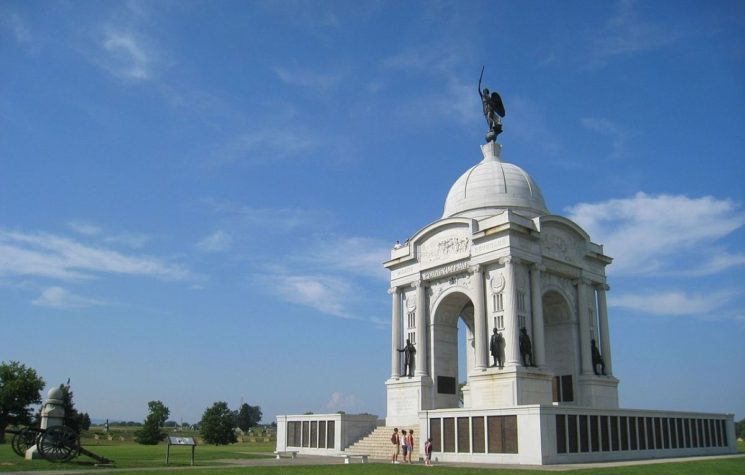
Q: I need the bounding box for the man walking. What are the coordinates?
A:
[391,428,400,464]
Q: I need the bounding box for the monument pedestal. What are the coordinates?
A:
[385,375,433,427]
[576,374,619,408]
[467,366,554,408]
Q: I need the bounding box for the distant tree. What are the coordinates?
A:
[0,361,45,443]
[147,401,170,428]
[736,418,745,440]
[200,402,237,445]
[234,403,262,432]
[58,383,90,432]
[135,400,170,445]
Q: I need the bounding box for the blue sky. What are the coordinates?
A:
[1,0,744,424]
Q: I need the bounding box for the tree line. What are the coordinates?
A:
[0,360,262,446]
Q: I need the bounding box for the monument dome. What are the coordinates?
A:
[442,142,549,219]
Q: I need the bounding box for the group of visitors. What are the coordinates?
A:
[391,428,433,466]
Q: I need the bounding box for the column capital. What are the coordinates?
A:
[469,263,482,274]
[388,286,400,295]
[411,280,425,289]
[531,263,546,272]
[573,277,593,287]
[499,255,520,266]
[595,283,610,291]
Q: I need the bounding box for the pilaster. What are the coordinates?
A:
[500,256,521,366]
[389,287,401,378]
[576,277,593,375]
[414,280,427,376]
[470,264,487,371]
[530,264,546,367]
[596,284,613,375]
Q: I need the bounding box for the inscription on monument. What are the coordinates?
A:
[422,260,470,280]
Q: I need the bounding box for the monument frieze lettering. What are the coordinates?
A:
[421,260,470,280]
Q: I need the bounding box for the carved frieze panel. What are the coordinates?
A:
[417,228,471,268]
[392,264,417,279]
[541,227,585,265]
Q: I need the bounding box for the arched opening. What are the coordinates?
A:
[543,290,578,402]
[431,291,474,409]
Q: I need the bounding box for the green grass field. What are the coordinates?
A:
[0,434,742,474]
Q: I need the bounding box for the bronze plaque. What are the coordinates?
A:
[457,417,470,452]
[503,415,518,454]
[601,416,610,451]
[611,416,619,451]
[327,420,335,449]
[437,376,456,394]
[579,415,589,452]
[430,418,441,452]
[629,417,638,450]
[567,415,578,453]
[646,417,655,450]
[653,417,662,449]
[590,415,600,452]
[552,376,559,402]
[472,416,485,453]
[310,421,318,448]
[319,421,326,449]
[620,416,628,450]
[443,417,455,452]
[561,374,574,402]
[555,415,566,454]
[302,421,310,447]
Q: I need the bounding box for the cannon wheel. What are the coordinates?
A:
[11,428,38,457]
[38,426,80,463]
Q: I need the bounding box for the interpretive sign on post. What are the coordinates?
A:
[166,436,196,465]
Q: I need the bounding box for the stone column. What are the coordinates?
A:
[597,284,613,375]
[576,278,593,375]
[389,287,401,378]
[471,264,487,371]
[501,257,521,366]
[530,264,546,367]
[414,280,427,376]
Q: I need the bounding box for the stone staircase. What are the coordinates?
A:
[344,426,418,460]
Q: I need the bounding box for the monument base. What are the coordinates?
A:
[467,366,554,408]
[385,375,433,427]
[576,374,620,408]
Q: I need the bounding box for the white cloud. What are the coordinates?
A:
[260,273,357,320]
[99,28,154,81]
[197,230,233,252]
[204,199,331,232]
[610,289,740,317]
[211,128,320,166]
[590,0,680,64]
[295,236,390,281]
[68,221,102,236]
[0,229,190,281]
[274,65,343,93]
[326,391,364,412]
[566,193,745,275]
[32,286,106,309]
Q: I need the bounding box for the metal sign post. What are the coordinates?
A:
[166,436,196,466]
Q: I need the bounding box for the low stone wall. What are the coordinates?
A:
[276,413,380,455]
[418,406,736,465]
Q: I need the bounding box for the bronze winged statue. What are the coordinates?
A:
[478,66,505,142]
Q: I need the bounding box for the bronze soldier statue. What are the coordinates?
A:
[397,339,416,377]
[490,328,504,368]
[591,339,606,375]
[519,327,534,367]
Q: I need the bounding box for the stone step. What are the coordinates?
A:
[345,426,419,460]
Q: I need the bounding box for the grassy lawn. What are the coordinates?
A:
[0,438,742,474]
[0,436,274,472]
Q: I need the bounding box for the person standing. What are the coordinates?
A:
[391,428,400,464]
[424,437,433,466]
[400,430,408,462]
[406,429,415,463]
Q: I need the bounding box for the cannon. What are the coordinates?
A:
[8,426,112,464]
